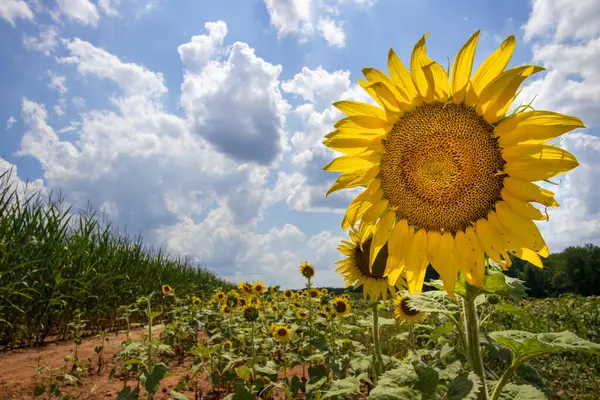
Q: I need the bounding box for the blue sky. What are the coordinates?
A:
[1,0,599,288]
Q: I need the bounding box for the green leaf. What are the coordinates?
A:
[368,386,421,399]
[481,272,526,300]
[446,372,481,400]
[170,390,190,400]
[254,360,278,376]
[306,376,327,393]
[321,374,367,399]
[235,365,252,381]
[33,384,45,397]
[490,330,600,362]
[496,383,546,400]
[430,322,456,342]
[494,304,529,320]
[413,360,439,397]
[291,375,302,395]
[404,291,460,315]
[117,386,139,400]
[368,363,420,400]
[308,364,329,379]
[234,381,254,400]
[139,363,168,395]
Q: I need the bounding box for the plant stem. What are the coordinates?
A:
[490,362,518,400]
[372,302,383,377]
[408,324,415,352]
[251,321,256,382]
[463,285,488,400]
[307,277,313,362]
[147,298,153,371]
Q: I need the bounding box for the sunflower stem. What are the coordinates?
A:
[251,320,256,382]
[307,277,314,365]
[463,285,488,400]
[490,362,519,400]
[372,302,383,378]
[408,324,415,352]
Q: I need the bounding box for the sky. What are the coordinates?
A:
[1,0,599,289]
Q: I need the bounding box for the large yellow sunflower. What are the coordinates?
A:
[393,296,427,324]
[336,221,402,300]
[272,325,292,342]
[323,31,582,297]
[332,296,351,317]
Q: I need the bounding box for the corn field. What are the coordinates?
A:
[0,170,232,348]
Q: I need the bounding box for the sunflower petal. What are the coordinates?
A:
[411,34,435,102]
[405,228,429,294]
[365,81,407,113]
[323,154,377,173]
[334,115,392,133]
[502,177,559,207]
[361,198,389,225]
[510,247,544,268]
[324,135,384,155]
[423,61,449,102]
[496,110,585,145]
[469,35,516,98]
[500,188,545,220]
[451,30,480,103]
[439,232,459,299]
[495,201,548,252]
[455,228,485,287]
[370,210,396,268]
[363,68,407,103]
[342,180,381,229]
[388,48,419,102]
[326,165,379,196]
[503,146,579,181]
[478,65,545,123]
[475,218,510,265]
[385,219,410,285]
[333,100,388,120]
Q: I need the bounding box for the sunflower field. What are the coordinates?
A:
[2,30,600,400]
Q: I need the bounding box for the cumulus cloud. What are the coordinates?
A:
[0,157,46,199]
[264,0,313,40]
[58,38,167,99]
[0,0,34,26]
[56,0,100,26]
[180,22,290,165]
[47,71,68,95]
[177,20,228,70]
[317,19,345,47]
[97,0,120,16]
[23,27,59,55]
[6,116,17,131]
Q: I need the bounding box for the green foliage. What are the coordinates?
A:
[0,169,232,347]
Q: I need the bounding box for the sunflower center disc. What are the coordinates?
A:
[380,102,505,233]
[400,298,419,316]
[354,238,388,279]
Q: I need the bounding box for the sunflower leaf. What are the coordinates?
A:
[404,290,460,315]
[495,383,546,400]
[321,374,370,399]
[480,271,527,300]
[446,372,481,400]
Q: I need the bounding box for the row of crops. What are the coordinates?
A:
[0,170,232,348]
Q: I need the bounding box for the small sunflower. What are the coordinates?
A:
[336,222,401,300]
[214,291,226,302]
[296,308,309,319]
[309,288,320,298]
[161,285,173,295]
[244,306,259,322]
[221,303,232,314]
[272,325,292,342]
[393,296,426,324]
[299,261,316,279]
[238,297,248,308]
[238,282,253,296]
[252,281,266,295]
[320,288,328,295]
[282,289,294,300]
[223,340,233,350]
[333,297,351,317]
[268,285,279,294]
[192,297,201,306]
[322,31,582,298]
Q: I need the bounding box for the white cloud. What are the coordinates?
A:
[180,22,290,165]
[264,0,313,39]
[0,157,46,199]
[177,20,228,70]
[23,26,59,55]
[54,98,67,116]
[56,0,100,26]
[6,116,17,131]
[0,0,34,26]
[58,38,167,99]
[47,71,68,95]
[519,0,600,127]
[282,66,351,107]
[98,0,120,16]
[317,18,345,47]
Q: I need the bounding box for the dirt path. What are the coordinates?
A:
[0,328,306,400]
[0,327,207,399]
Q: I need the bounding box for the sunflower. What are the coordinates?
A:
[282,289,294,300]
[336,222,401,300]
[192,297,201,306]
[252,281,266,295]
[214,291,226,302]
[393,296,426,324]
[333,296,351,317]
[238,282,253,296]
[221,303,232,314]
[296,308,309,319]
[238,297,248,308]
[309,288,320,298]
[161,285,173,295]
[272,325,292,342]
[299,261,316,279]
[223,340,233,350]
[323,31,582,297]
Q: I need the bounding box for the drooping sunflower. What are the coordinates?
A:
[393,296,427,324]
[161,285,173,295]
[299,262,316,279]
[332,296,351,317]
[238,282,253,296]
[323,31,582,297]
[214,291,226,302]
[336,221,402,300]
[252,281,266,295]
[272,325,292,342]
